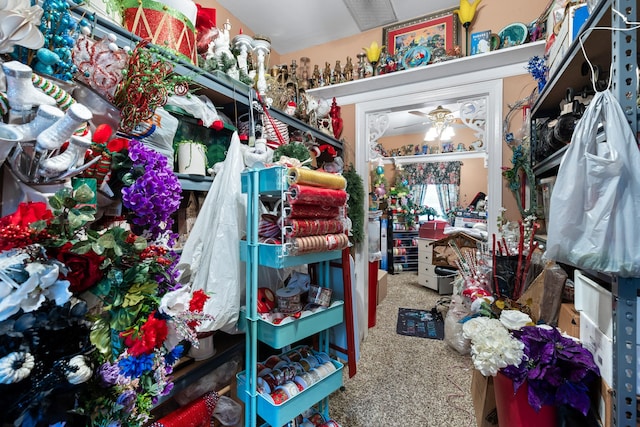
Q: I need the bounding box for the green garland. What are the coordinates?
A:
[273,142,310,164]
[344,163,364,244]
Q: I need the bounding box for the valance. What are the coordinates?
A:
[403,161,461,185]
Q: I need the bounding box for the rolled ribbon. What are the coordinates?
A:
[287,203,341,220]
[276,287,302,314]
[288,167,346,190]
[289,233,350,256]
[284,218,344,238]
[287,184,347,207]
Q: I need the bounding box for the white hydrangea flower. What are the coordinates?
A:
[463,316,525,376]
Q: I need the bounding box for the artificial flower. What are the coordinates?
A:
[122,312,169,356]
[454,0,482,26]
[121,140,182,241]
[53,242,105,293]
[463,317,524,376]
[502,325,599,415]
[499,309,532,330]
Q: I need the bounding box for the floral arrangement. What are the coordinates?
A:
[463,310,600,415]
[0,156,204,426]
[111,41,191,132]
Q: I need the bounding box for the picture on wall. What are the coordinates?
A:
[382,8,459,66]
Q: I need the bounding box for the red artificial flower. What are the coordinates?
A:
[189,290,210,313]
[123,312,169,356]
[1,202,53,227]
[107,137,130,153]
[54,242,105,293]
[0,202,53,250]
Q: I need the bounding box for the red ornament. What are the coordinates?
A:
[92,124,114,144]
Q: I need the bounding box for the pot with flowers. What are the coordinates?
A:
[462,309,600,426]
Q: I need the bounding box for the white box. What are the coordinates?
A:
[574,270,612,339]
[580,311,613,385]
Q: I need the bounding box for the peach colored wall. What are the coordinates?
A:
[198,0,547,221]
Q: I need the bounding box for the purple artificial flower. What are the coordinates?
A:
[121,140,182,241]
[502,325,599,415]
[98,362,121,386]
[116,389,137,413]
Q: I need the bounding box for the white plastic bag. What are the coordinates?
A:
[546,90,640,277]
[177,132,247,332]
[444,295,471,355]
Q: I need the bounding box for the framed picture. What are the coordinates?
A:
[382,8,459,62]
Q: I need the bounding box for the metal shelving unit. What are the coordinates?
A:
[530,1,639,425]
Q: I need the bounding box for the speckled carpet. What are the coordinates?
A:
[329,272,475,426]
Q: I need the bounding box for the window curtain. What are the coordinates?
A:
[404,162,462,213]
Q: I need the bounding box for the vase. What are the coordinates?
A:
[188,332,216,361]
[493,372,557,427]
[177,142,207,175]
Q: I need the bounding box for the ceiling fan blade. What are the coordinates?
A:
[408,110,430,117]
[393,121,432,130]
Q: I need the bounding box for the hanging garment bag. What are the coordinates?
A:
[546,90,640,277]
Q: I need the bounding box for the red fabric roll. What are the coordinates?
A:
[287,203,341,219]
[287,184,347,207]
[284,219,345,238]
[149,391,219,427]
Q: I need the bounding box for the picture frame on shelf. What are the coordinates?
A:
[382,8,459,63]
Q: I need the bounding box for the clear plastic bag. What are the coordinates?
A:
[444,295,472,355]
[546,90,640,277]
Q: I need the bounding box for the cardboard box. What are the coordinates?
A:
[580,311,613,385]
[377,269,387,305]
[592,378,613,427]
[558,303,580,339]
[574,270,612,339]
[471,369,499,427]
[547,3,590,76]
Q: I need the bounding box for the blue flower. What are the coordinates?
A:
[117,353,154,378]
[164,344,184,365]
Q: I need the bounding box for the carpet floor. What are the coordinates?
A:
[329,272,475,426]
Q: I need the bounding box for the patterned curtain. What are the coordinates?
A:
[404,162,461,214]
[403,162,462,186]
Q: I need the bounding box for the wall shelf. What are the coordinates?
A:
[307,41,545,104]
[382,150,488,165]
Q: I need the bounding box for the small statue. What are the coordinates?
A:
[333,60,342,84]
[343,56,354,81]
[322,62,332,86]
[311,64,321,88]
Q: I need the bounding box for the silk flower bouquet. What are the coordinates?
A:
[0,140,212,426]
[462,310,600,415]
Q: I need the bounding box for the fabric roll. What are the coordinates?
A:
[287,184,347,207]
[289,233,349,255]
[284,218,345,238]
[287,203,341,219]
[149,391,219,427]
[288,167,346,190]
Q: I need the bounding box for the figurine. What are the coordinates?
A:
[311,64,321,88]
[333,60,342,84]
[322,62,332,86]
[356,52,367,79]
[343,56,354,81]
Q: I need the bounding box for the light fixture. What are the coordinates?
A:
[423,105,455,141]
